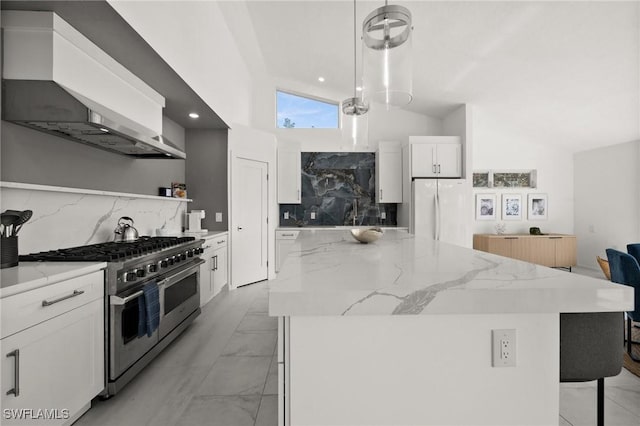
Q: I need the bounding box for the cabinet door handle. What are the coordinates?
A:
[42,290,84,307]
[217,240,225,245]
[6,349,19,397]
[437,164,441,174]
[297,190,300,202]
[505,237,518,240]
[432,164,436,174]
[380,189,383,200]
[549,236,562,239]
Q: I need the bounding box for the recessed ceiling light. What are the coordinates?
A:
[356,86,363,92]
[99,128,109,132]
[318,77,325,82]
[189,112,200,119]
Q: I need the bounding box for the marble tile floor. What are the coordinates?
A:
[75,273,640,426]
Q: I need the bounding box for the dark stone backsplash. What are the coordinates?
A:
[279,152,397,227]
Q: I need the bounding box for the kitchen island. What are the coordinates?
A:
[268,230,633,426]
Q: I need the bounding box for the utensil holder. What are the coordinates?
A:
[1,236,18,269]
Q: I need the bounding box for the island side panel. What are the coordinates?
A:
[286,313,559,426]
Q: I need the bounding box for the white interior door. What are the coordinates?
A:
[232,158,268,287]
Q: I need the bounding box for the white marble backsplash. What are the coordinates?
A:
[1,185,188,254]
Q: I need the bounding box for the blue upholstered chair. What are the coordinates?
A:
[627,243,640,265]
[606,248,640,362]
[560,312,624,426]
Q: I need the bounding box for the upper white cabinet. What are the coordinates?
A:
[410,136,462,178]
[277,142,301,204]
[376,141,403,203]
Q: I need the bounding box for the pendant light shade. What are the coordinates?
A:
[342,0,369,147]
[362,3,413,108]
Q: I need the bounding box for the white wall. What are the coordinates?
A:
[108,0,253,127]
[574,140,640,269]
[472,108,575,236]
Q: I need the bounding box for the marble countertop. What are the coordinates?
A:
[1,262,107,298]
[268,230,634,316]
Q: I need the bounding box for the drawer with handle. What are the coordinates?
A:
[276,230,300,240]
[1,270,104,339]
[203,233,227,248]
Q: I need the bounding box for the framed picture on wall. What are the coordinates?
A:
[528,194,548,220]
[502,194,522,220]
[475,194,496,220]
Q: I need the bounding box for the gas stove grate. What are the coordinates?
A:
[19,236,196,262]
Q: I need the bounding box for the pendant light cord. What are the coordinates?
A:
[352,0,357,98]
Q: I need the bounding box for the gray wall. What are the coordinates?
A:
[185,129,228,232]
[1,121,186,194]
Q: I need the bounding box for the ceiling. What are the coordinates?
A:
[239,0,639,152]
[1,0,228,130]
[2,1,637,152]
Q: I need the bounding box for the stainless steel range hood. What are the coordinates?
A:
[2,79,186,159]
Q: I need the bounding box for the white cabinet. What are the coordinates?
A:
[376,142,403,203]
[276,230,300,273]
[1,271,104,425]
[200,233,228,306]
[410,136,462,178]
[277,143,301,204]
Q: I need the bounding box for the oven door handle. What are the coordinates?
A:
[110,290,144,306]
[159,259,205,290]
[110,259,205,306]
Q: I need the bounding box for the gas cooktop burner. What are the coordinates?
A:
[20,236,197,262]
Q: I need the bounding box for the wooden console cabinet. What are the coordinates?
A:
[473,234,577,269]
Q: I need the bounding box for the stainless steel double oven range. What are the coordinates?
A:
[21,236,205,396]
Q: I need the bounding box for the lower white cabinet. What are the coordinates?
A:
[1,271,104,425]
[276,230,300,273]
[200,233,228,306]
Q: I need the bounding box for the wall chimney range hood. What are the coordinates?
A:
[3,80,185,159]
[1,11,186,160]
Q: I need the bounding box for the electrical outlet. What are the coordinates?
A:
[380,212,386,220]
[284,212,289,220]
[310,212,316,220]
[215,212,223,222]
[492,329,516,367]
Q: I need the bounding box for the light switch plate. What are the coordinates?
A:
[284,212,289,220]
[310,212,316,220]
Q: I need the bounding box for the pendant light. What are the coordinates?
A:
[342,0,369,147]
[362,1,413,109]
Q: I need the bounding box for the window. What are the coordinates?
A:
[276,90,339,129]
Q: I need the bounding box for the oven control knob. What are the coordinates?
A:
[125,270,137,282]
[160,259,168,268]
[187,250,194,258]
[180,253,187,261]
[168,256,175,265]
[198,248,204,254]
[148,263,158,273]
[136,269,146,278]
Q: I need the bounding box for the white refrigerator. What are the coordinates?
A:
[411,179,472,248]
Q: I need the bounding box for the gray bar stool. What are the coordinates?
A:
[560,312,624,426]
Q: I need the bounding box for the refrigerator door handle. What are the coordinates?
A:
[435,192,440,240]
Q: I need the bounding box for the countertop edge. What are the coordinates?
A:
[1,262,107,298]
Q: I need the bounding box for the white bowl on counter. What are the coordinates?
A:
[350,227,384,243]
